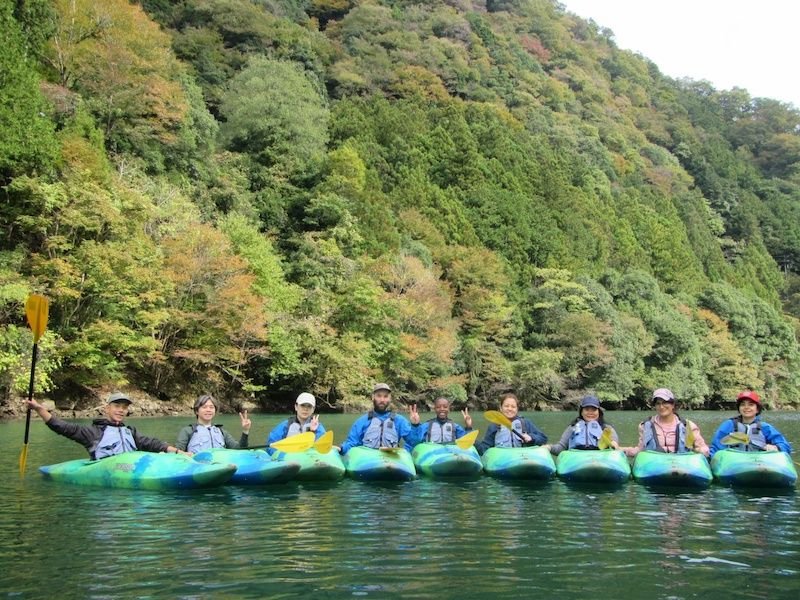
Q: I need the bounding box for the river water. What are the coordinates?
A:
[1,410,798,599]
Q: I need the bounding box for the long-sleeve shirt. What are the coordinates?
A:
[475,418,547,455]
[340,411,414,454]
[625,416,708,457]
[709,417,792,457]
[47,417,168,458]
[406,418,471,446]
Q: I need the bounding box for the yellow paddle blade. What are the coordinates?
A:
[314,430,334,454]
[686,421,696,448]
[484,410,513,430]
[598,427,614,450]
[721,432,750,445]
[19,443,29,478]
[455,429,479,449]
[270,431,315,453]
[25,294,49,343]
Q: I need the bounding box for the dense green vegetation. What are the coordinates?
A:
[2,0,800,412]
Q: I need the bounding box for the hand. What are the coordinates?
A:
[765,444,779,452]
[178,450,193,457]
[610,441,619,450]
[239,409,251,434]
[521,433,532,443]
[461,407,472,429]
[309,414,320,433]
[409,404,420,425]
[26,399,42,410]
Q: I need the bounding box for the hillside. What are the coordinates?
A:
[2,0,800,412]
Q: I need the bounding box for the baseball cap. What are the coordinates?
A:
[107,391,132,405]
[296,392,316,407]
[651,388,675,403]
[372,383,391,393]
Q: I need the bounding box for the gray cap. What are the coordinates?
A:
[652,388,675,402]
[107,391,132,405]
[372,383,391,393]
[579,395,602,410]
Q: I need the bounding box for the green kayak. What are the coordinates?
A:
[39,451,236,490]
[273,448,345,481]
[192,448,300,485]
[481,446,556,480]
[632,450,712,488]
[556,449,631,484]
[412,442,483,478]
[711,449,797,488]
[342,446,416,481]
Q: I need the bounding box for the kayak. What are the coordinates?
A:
[632,450,712,488]
[273,448,346,481]
[556,449,631,484]
[411,442,483,478]
[710,449,797,488]
[481,446,556,480]
[39,451,236,490]
[192,448,300,485]
[342,446,416,481]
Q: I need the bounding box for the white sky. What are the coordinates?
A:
[561,0,800,108]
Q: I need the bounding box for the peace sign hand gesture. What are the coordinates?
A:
[461,407,473,429]
[409,404,420,425]
[239,409,251,434]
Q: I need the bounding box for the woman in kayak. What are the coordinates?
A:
[176,394,251,453]
[546,395,619,455]
[409,397,473,445]
[25,391,186,458]
[266,392,327,454]
[623,388,709,457]
[708,390,792,457]
[475,393,547,454]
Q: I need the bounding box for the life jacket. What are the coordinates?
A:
[494,417,525,448]
[187,424,227,453]
[286,417,314,437]
[425,419,456,443]
[642,417,688,453]
[92,424,138,459]
[568,420,604,450]
[729,417,767,451]
[362,411,399,448]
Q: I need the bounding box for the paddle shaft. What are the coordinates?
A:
[22,342,39,445]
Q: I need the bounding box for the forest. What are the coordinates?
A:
[2,0,800,413]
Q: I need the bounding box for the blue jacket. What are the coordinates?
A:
[341,410,414,454]
[475,417,547,455]
[266,418,327,455]
[709,417,792,457]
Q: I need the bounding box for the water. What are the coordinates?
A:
[1,411,798,599]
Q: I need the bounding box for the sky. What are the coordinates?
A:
[561,0,800,108]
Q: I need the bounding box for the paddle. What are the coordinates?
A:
[483,410,526,442]
[19,294,49,478]
[247,431,330,453]
[720,432,750,446]
[686,420,696,449]
[455,429,479,449]
[598,427,614,450]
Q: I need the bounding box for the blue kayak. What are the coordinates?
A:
[342,446,416,481]
[192,448,300,485]
[273,448,346,481]
[412,442,483,478]
[481,446,555,480]
[556,449,631,484]
[711,449,797,488]
[40,451,236,490]
[632,450,712,488]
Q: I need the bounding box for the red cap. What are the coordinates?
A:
[736,390,761,412]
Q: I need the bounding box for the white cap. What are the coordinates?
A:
[296,392,316,408]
